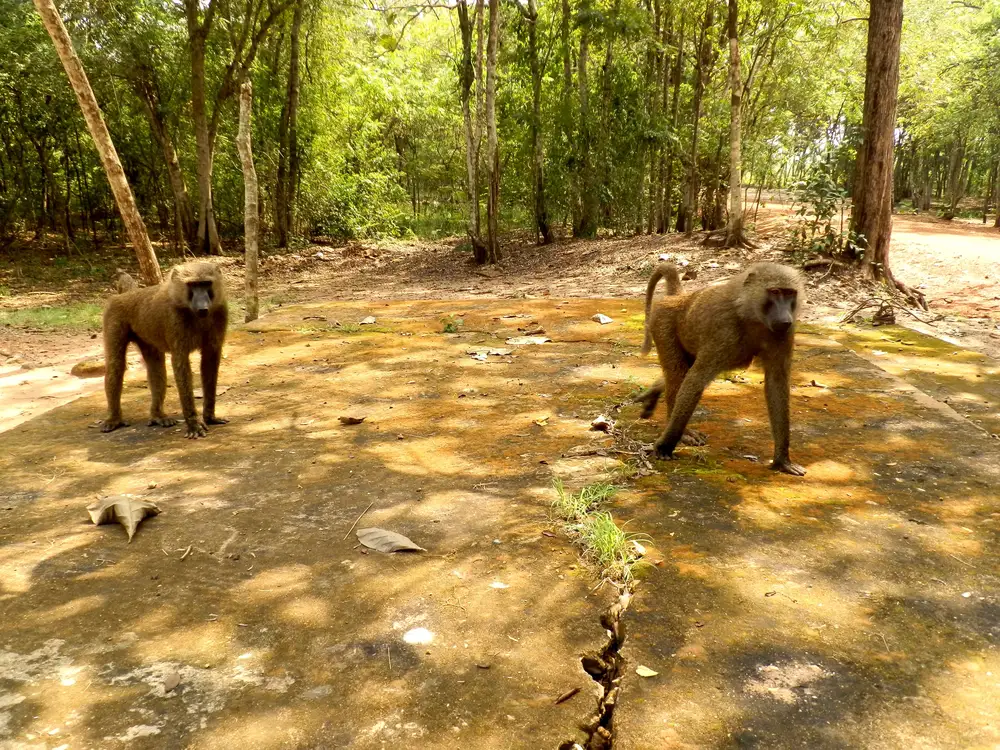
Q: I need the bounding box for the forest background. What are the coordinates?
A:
[1,0,998,273]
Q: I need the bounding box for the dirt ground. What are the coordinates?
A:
[1,214,999,748]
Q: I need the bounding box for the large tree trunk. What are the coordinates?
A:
[943,139,966,219]
[851,0,924,308]
[524,0,552,244]
[188,32,222,256]
[458,0,486,259]
[483,0,501,263]
[237,80,259,323]
[561,0,578,231]
[33,0,162,284]
[724,0,747,247]
[276,0,303,248]
[575,12,598,238]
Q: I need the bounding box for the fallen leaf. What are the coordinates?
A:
[338,415,366,425]
[359,316,377,325]
[636,665,658,678]
[632,540,646,556]
[542,530,556,538]
[163,672,180,693]
[490,582,509,589]
[591,313,613,325]
[506,336,550,345]
[533,417,549,427]
[87,495,161,542]
[467,347,513,357]
[356,527,425,553]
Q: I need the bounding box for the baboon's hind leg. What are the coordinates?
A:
[101,321,130,432]
[137,341,177,427]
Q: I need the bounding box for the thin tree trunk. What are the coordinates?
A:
[187,25,223,255]
[236,80,260,323]
[851,0,924,308]
[561,0,578,231]
[33,0,161,284]
[283,0,303,244]
[483,0,501,263]
[523,0,552,244]
[576,9,598,238]
[458,0,486,260]
[683,3,714,236]
[664,17,683,233]
[725,0,746,247]
[237,80,259,322]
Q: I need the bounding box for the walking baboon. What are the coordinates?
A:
[639,262,806,476]
[101,262,228,439]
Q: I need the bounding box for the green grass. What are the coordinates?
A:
[574,512,650,585]
[0,302,102,330]
[441,315,464,333]
[552,478,617,521]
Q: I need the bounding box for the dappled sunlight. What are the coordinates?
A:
[278,595,332,627]
[35,594,106,624]
[0,533,91,595]
[366,436,486,477]
[237,564,313,602]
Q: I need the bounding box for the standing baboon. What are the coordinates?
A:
[639,262,806,476]
[113,269,138,294]
[101,262,228,439]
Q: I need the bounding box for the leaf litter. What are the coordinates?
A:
[87,495,160,542]
[356,528,425,553]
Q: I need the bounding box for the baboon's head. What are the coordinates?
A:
[170,262,225,318]
[740,263,804,335]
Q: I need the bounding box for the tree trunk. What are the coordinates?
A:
[724,0,747,247]
[851,0,924,308]
[133,73,196,252]
[561,0,578,231]
[663,17,683,233]
[524,0,552,244]
[33,0,162,284]
[683,3,714,236]
[944,139,966,219]
[276,0,303,248]
[483,0,501,264]
[575,11,598,238]
[237,80,259,322]
[458,0,487,260]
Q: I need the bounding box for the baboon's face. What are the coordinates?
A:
[187,281,215,317]
[761,287,798,334]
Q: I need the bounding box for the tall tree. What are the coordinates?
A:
[458,0,487,259]
[276,0,303,248]
[575,0,598,238]
[32,0,162,284]
[237,80,259,322]
[851,0,925,307]
[183,0,292,255]
[483,0,501,263]
[725,0,748,247]
[518,0,553,244]
[681,2,715,235]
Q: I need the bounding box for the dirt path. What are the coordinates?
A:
[2,295,999,748]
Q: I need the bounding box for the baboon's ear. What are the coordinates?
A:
[743,270,757,286]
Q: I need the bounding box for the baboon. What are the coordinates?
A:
[101,262,228,439]
[638,262,806,476]
[113,269,138,294]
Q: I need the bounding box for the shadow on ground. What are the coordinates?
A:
[1,299,997,749]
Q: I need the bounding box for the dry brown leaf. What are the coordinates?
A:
[338,415,366,425]
[356,528,426,553]
[506,336,551,346]
[87,495,160,542]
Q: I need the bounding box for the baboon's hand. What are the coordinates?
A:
[653,441,678,460]
[100,418,128,433]
[771,459,806,476]
[185,418,209,439]
[205,415,229,426]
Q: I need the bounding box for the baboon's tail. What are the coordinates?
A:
[640,262,682,355]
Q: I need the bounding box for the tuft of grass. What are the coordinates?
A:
[552,478,617,521]
[0,286,10,297]
[0,302,102,330]
[441,315,464,333]
[575,512,650,584]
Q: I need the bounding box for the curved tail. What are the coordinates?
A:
[640,262,682,355]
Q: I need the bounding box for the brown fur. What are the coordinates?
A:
[639,262,807,475]
[100,261,228,439]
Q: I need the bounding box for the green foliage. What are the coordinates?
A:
[789,166,861,259]
[441,315,464,333]
[0,303,103,330]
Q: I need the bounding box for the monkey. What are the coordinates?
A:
[100,261,228,439]
[638,261,806,476]
[113,269,138,294]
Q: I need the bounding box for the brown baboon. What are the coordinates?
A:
[101,262,228,439]
[113,269,138,294]
[639,262,806,476]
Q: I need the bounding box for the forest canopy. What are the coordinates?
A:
[1,0,998,256]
